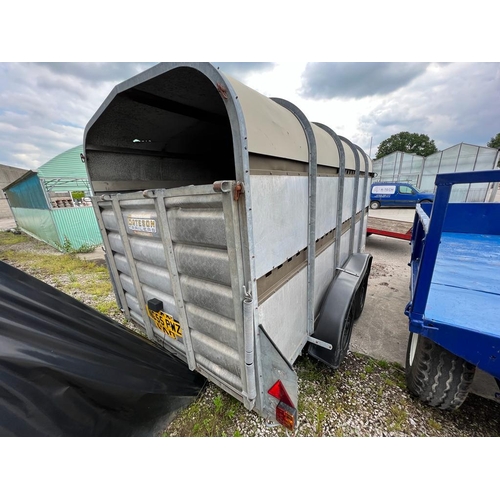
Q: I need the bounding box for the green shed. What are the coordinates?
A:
[3,145,102,251]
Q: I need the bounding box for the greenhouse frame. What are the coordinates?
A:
[373,143,500,202]
[3,145,102,250]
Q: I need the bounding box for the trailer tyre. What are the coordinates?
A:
[337,306,355,366]
[370,201,380,210]
[353,276,368,320]
[405,332,476,410]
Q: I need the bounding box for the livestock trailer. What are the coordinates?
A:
[405,170,500,409]
[83,62,373,429]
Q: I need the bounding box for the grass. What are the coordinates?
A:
[162,386,255,437]
[0,230,114,315]
[0,231,29,245]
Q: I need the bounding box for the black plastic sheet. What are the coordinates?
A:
[0,261,206,436]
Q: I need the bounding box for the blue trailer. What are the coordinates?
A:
[405,169,500,409]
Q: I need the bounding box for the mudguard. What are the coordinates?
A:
[309,253,372,369]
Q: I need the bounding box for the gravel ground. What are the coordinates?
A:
[1,229,499,437]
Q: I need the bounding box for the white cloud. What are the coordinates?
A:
[0,62,498,170]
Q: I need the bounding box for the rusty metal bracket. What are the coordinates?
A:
[216,82,228,99]
[213,180,244,201]
[234,182,244,201]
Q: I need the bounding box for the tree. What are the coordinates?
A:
[375,131,438,159]
[487,133,500,149]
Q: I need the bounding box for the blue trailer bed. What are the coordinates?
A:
[405,170,500,409]
[426,232,500,338]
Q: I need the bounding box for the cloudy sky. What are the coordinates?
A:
[1,61,499,170]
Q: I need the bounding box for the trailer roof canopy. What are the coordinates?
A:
[84,63,371,195]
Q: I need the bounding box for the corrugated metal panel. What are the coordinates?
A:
[5,173,48,209]
[10,207,60,246]
[52,207,102,248]
[96,186,246,395]
[37,145,90,191]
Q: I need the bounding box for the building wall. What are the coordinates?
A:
[0,199,13,218]
[0,164,28,218]
[10,207,60,245]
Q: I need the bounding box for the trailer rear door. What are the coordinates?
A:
[92,181,256,407]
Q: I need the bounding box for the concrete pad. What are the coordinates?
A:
[0,218,17,231]
[351,234,411,365]
[75,246,106,266]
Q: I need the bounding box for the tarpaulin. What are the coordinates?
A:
[0,261,206,437]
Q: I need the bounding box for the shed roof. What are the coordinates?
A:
[37,145,86,179]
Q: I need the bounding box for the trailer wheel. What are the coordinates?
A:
[370,201,380,210]
[337,306,355,365]
[353,276,368,320]
[405,332,476,410]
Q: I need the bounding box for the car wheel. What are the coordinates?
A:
[420,199,432,204]
[370,201,380,210]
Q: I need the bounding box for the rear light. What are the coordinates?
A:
[268,380,297,431]
[276,401,297,431]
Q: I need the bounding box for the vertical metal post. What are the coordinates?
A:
[488,182,499,203]
[411,182,452,316]
[417,156,425,190]
[90,197,130,320]
[313,123,345,274]
[271,98,317,337]
[111,197,154,340]
[397,152,403,182]
[339,136,360,256]
[465,146,481,202]
[356,146,370,252]
[39,178,52,210]
[153,191,197,371]
[215,180,255,409]
[453,143,463,172]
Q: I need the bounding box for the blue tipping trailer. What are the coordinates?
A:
[404,169,500,409]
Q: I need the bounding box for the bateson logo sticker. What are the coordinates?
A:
[127,217,157,233]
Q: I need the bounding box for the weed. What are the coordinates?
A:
[376,386,384,402]
[55,236,98,254]
[213,394,224,414]
[375,359,391,370]
[428,418,442,431]
[316,406,326,436]
[387,404,409,432]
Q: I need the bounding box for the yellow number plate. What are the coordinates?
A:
[147,308,182,339]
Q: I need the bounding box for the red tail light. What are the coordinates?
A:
[268,380,297,430]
